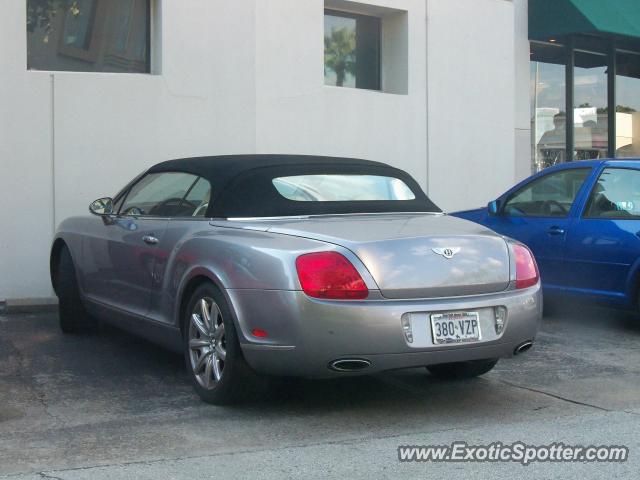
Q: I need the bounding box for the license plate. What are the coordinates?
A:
[430,312,481,344]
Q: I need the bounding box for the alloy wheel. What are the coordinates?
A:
[188,297,226,389]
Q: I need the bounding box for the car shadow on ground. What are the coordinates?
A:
[89,299,640,412]
[543,299,640,334]
[3,300,639,417]
[93,321,492,410]
[3,304,640,476]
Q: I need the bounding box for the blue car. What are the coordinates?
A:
[454,159,640,310]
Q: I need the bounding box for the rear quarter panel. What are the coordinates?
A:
[156,221,360,335]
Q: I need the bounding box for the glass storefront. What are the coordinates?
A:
[616,52,640,157]
[531,42,566,171]
[573,51,608,160]
[530,38,640,172]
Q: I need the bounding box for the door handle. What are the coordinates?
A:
[547,226,565,236]
[142,235,159,245]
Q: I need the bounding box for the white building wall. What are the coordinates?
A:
[426,0,519,211]
[254,0,428,187]
[514,0,532,183]
[1,1,55,301]
[1,0,259,301]
[0,0,529,302]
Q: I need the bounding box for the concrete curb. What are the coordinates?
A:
[1,298,58,314]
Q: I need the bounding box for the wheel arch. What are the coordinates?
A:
[626,256,640,307]
[50,237,69,296]
[176,268,235,337]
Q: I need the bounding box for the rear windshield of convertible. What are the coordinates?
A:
[216,165,440,217]
[272,175,416,202]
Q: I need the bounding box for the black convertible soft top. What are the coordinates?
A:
[146,155,441,218]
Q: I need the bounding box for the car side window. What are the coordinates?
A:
[585,168,640,219]
[183,177,212,217]
[503,168,590,217]
[120,172,199,217]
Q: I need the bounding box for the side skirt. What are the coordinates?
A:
[85,298,183,353]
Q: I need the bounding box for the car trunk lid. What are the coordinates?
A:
[217,213,511,299]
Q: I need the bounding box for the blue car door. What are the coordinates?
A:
[482,167,592,289]
[564,166,640,304]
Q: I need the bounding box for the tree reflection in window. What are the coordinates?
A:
[324,10,380,90]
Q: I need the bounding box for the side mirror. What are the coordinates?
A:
[89,197,114,216]
[487,200,500,216]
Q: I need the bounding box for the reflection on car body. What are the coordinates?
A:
[51,155,541,404]
[454,158,640,311]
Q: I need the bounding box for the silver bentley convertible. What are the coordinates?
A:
[50,155,542,404]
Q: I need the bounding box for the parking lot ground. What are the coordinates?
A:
[1,305,640,479]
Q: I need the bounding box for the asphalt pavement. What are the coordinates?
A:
[1,304,640,479]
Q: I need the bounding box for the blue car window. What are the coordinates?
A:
[504,168,590,217]
[585,168,640,219]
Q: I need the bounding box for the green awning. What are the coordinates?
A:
[529,0,640,41]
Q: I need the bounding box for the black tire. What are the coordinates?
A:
[183,283,258,405]
[427,358,499,380]
[57,246,96,333]
[542,297,557,317]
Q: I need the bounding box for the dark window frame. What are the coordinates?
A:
[324,8,382,91]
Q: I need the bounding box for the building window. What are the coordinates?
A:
[530,38,640,173]
[531,42,567,172]
[27,0,151,73]
[616,52,640,158]
[573,50,608,160]
[324,10,381,90]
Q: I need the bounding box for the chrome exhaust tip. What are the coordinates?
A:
[514,341,533,356]
[328,359,371,372]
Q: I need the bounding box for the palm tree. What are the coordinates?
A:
[324,27,356,87]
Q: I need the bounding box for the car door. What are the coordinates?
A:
[483,167,592,289]
[564,166,640,304]
[81,172,200,318]
[146,176,213,325]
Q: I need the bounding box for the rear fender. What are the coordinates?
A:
[173,265,234,332]
[167,231,379,340]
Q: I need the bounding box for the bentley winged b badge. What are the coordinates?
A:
[432,247,461,259]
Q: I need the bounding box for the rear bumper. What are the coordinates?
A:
[229,286,542,378]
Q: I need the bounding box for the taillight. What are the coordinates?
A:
[513,244,539,289]
[296,252,368,300]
